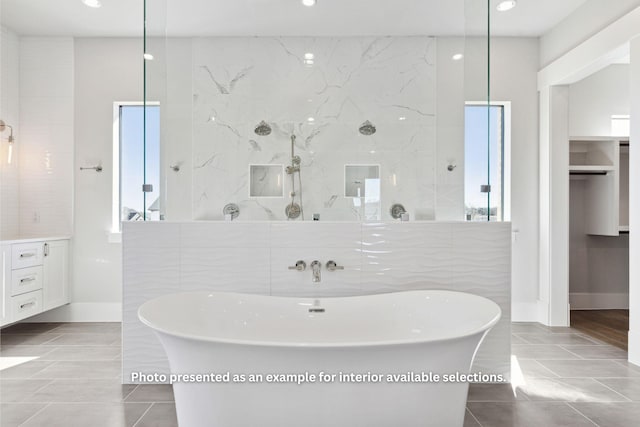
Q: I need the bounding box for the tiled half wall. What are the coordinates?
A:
[123,221,511,383]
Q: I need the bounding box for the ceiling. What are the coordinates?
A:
[1,0,589,37]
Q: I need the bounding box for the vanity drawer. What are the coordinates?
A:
[11,290,43,322]
[11,266,43,296]
[12,243,43,269]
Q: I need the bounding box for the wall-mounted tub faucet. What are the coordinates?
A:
[310,260,322,283]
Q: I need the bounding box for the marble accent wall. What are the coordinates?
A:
[190,37,436,221]
[123,221,511,384]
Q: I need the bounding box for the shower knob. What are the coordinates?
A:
[223,203,240,220]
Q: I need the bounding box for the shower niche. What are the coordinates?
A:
[249,165,284,198]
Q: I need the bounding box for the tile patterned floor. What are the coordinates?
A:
[1,322,639,426]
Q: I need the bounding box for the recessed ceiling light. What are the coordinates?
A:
[398,117,406,121]
[82,0,102,8]
[307,117,315,122]
[302,0,317,6]
[496,1,517,12]
[452,53,464,61]
[143,53,154,60]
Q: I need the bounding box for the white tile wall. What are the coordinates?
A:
[17,37,74,238]
[0,27,20,240]
[188,37,438,221]
[123,221,511,383]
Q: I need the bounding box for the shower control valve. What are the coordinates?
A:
[288,260,307,271]
[326,260,344,271]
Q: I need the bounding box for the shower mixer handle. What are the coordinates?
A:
[326,260,344,271]
[288,260,307,271]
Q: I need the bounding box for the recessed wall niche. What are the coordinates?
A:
[249,164,284,197]
[345,165,380,198]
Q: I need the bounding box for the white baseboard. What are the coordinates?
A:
[27,303,122,322]
[629,330,640,367]
[569,293,629,310]
[512,302,541,322]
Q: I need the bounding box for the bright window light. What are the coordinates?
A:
[496,1,517,12]
[82,0,102,8]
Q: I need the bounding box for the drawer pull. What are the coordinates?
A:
[20,276,36,284]
[19,253,36,258]
[20,301,36,310]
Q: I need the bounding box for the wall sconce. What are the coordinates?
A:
[0,120,15,164]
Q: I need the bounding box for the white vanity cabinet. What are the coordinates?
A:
[0,238,70,326]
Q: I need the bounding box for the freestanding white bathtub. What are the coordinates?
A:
[138,290,501,427]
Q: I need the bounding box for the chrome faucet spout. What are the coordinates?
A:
[310,260,322,283]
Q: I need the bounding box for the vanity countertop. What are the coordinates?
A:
[1,236,71,245]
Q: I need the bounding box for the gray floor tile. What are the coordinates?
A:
[467,383,528,402]
[560,344,628,360]
[44,333,121,346]
[515,333,601,345]
[0,334,61,346]
[0,361,55,379]
[613,360,640,373]
[125,384,174,402]
[0,380,52,403]
[0,403,47,427]
[596,378,640,401]
[49,323,121,334]
[511,323,548,334]
[30,361,121,379]
[134,402,178,427]
[467,402,597,427]
[570,402,640,427]
[513,359,560,378]
[20,402,151,427]
[0,345,56,358]
[520,378,630,402]
[512,344,581,360]
[538,360,640,378]
[511,335,529,344]
[23,379,137,403]
[1,323,62,334]
[39,346,122,361]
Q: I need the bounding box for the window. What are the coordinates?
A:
[112,103,160,233]
[464,102,511,222]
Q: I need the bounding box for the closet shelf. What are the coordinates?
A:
[569,165,614,173]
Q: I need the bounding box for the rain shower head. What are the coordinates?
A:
[254,120,272,136]
[358,120,376,136]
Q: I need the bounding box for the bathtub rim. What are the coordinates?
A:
[138,289,501,349]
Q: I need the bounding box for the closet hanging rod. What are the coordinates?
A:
[569,171,608,175]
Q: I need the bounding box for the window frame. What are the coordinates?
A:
[464,101,511,222]
[111,101,160,238]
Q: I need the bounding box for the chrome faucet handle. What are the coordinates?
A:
[326,260,344,271]
[288,260,307,271]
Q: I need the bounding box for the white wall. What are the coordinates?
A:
[628,36,640,366]
[494,39,540,321]
[540,0,640,67]
[568,65,630,307]
[0,26,20,240]
[569,65,630,136]
[18,38,74,238]
[34,36,539,323]
[72,38,141,311]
